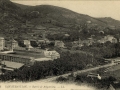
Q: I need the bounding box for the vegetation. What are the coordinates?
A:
[1,0,120,40]
[80,42,120,59]
[56,73,120,89]
[1,0,120,85]
[0,51,104,81]
[75,75,119,89]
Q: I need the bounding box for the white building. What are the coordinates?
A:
[38,38,50,44]
[23,40,33,49]
[54,40,65,48]
[23,40,30,46]
[43,50,60,60]
[98,35,117,44]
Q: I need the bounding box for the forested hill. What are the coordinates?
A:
[19,5,107,27]
[0,0,24,32]
[0,0,120,39]
[11,1,120,30]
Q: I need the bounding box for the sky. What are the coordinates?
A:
[10,0,120,20]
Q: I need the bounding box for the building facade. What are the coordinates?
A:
[54,40,65,48]
[43,50,60,59]
[12,39,19,49]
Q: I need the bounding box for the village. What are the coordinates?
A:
[1,0,120,90]
[0,23,120,73]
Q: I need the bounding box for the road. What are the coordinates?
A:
[33,63,116,83]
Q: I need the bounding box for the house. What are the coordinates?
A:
[104,35,117,43]
[86,38,94,46]
[54,40,65,48]
[5,40,12,51]
[43,50,60,59]
[23,40,30,46]
[98,35,117,44]
[1,61,24,71]
[72,40,83,48]
[112,38,118,43]
[80,38,94,46]
[38,38,50,44]
[64,34,70,37]
[87,73,101,80]
[72,38,94,48]
[12,39,19,49]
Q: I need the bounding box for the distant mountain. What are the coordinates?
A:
[98,17,120,28]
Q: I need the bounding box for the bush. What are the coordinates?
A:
[56,76,68,82]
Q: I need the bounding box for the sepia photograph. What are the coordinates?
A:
[0,0,120,90]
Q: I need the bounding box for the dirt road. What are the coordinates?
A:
[33,63,116,83]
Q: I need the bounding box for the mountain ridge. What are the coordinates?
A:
[1,0,120,40]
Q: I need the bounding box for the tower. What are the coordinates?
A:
[0,37,5,51]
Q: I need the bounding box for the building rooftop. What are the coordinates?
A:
[1,61,24,69]
[7,50,45,59]
[34,57,52,61]
[0,52,32,59]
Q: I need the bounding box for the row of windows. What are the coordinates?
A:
[0,55,30,64]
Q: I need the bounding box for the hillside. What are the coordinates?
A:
[1,0,120,40]
[13,2,31,9]
[0,0,23,30]
[22,5,107,28]
[98,17,120,28]
[0,0,28,39]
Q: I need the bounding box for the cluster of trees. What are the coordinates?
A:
[0,51,103,81]
[81,42,120,58]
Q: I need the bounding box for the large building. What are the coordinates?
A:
[0,49,60,71]
[0,49,60,63]
[0,38,60,71]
